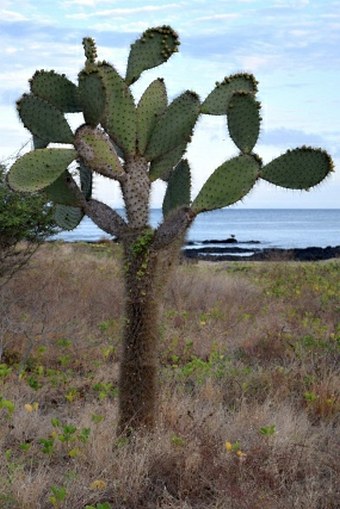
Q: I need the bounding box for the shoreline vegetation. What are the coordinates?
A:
[0,241,339,508]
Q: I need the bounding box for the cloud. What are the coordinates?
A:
[91,21,153,33]
[260,128,327,148]
[65,3,180,19]
[1,9,29,21]
[63,0,110,5]
[195,13,240,22]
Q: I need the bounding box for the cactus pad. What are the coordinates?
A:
[98,63,137,155]
[201,73,258,115]
[227,92,261,153]
[33,135,48,149]
[78,69,105,126]
[44,171,80,206]
[75,125,124,179]
[30,70,80,113]
[8,148,77,192]
[162,159,191,217]
[260,147,333,189]
[192,154,260,213]
[126,26,180,85]
[137,78,168,155]
[17,94,74,144]
[144,91,200,161]
[79,162,93,200]
[149,142,187,181]
[54,204,84,230]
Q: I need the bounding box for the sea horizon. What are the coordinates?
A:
[52,208,340,251]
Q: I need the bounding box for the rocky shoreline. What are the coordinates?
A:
[183,239,340,262]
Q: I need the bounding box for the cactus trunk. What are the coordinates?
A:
[119,244,159,431]
[118,236,180,432]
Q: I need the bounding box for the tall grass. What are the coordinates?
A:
[0,242,339,508]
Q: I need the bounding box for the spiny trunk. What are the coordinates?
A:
[117,234,180,433]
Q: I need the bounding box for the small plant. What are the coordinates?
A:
[85,502,111,509]
[39,437,55,455]
[170,433,186,447]
[0,396,15,417]
[56,338,73,348]
[92,382,118,400]
[91,413,105,424]
[27,375,42,390]
[225,440,247,459]
[259,424,276,437]
[39,419,91,457]
[49,485,67,508]
[19,441,32,453]
[65,387,80,403]
[0,363,12,378]
[304,391,318,403]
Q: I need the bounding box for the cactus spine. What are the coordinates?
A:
[7,26,334,433]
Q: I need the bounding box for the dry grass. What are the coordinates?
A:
[0,243,339,508]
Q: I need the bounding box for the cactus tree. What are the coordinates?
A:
[7,26,333,432]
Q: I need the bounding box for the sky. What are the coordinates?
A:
[1,0,339,209]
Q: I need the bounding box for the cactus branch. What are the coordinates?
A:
[84,199,128,237]
[153,206,194,250]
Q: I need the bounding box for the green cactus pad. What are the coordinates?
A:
[78,69,105,126]
[149,142,187,182]
[260,147,334,189]
[75,125,124,178]
[44,171,80,206]
[17,94,74,144]
[125,26,180,85]
[144,91,200,162]
[192,154,260,213]
[79,162,93,200]
[30,70,81,113]
[201,73,258,115]
[33,135,48,149]
[227,92,261,153]
[54,204,84,230]
[98,63,137,155]
[137,78,168,155]
[162,159,191,218]
[8,148,77,192]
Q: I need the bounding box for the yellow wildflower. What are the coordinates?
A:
[236,450,247,458]
[24,402,39,413]
[225,441,233,452]
[90,480,107,490]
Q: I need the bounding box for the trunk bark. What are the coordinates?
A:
[118,234,179,433]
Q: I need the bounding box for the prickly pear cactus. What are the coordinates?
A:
[6,25,334,432]
[8,25,333,228]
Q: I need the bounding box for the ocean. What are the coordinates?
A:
[52,208,340,250]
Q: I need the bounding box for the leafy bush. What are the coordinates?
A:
[0,164,58,283]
